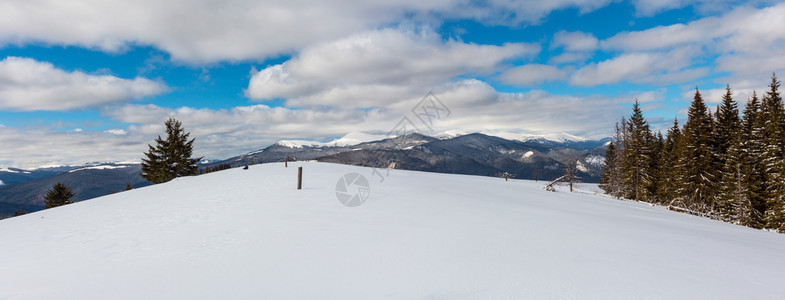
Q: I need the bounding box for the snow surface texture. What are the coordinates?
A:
[1,162,784,299]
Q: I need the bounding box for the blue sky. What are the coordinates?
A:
[0,0,783,168]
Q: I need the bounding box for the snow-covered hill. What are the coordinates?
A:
[1,162,784,299]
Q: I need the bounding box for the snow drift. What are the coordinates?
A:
[1,162,784,299]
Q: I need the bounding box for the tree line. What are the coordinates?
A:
[600,74,785,232]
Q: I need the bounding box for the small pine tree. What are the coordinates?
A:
[600,119,627,199]
[599,141,619,196]
[141,117,203,184]
[44,182,75,209]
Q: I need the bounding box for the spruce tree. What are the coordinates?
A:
[656,118,681,204]
[621,100,654,202]
[741,92,768,227]
[141,117,203,184]
[713,86,742,221]
[648,131,664,201]
[717,114,747,223]
[44,182,75,209]
[714,85,740,162]
[677,88,719,213]
[600,141,621,197]
[760,74,785,231]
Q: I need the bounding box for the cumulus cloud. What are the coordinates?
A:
[569,46,703,86]
[551,31,598,52]
[632,0,760,16]
[682,86,760,105]
[0,57,168,111]
[570,53,660,86]
[497,64,568,86]
[0,0,708,64]
[602,3,785,81]
[246,28,538,108]
[0,126,151,169]
[1,77,627,168]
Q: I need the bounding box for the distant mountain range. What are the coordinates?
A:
[0,132,609,218]
[212,132,609,183]
[0,163,150,217]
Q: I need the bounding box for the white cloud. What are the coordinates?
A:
[3,0,720,64]
[682,86,758,104]
[0,126,151,169]
[569,46,701,86]
[549,52,591,64]
[551,31,598,52]
[602,3,785,80]
[632,0,762,16]
[0,0,629,64]
[0,57,168,111]
[105,129,127,135]
[570,53,660,86]
[0,79,626,168]
[497,64,567,86]
[246,28,538,108]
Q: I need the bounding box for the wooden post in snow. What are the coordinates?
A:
[297,166,302,190]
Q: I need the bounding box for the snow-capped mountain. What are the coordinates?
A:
[1,162,783,298]
[208,132,608,187]
[481,131,588,143]
[273,132,390,148]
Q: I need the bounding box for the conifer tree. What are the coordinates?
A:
[717,112,747,223]
[44,182,75,209]
[760,74,785,231]
[621,100,654,201]
[600,141,622,198]
[600,120,626,199]
[714,85,740,162]
[647,131,664,201]
[656,118,681,204]
[739,92,768,227]
[141,117,203,184]
[677,89,719,213]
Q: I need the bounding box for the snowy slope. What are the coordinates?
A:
[1,162,784,299]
